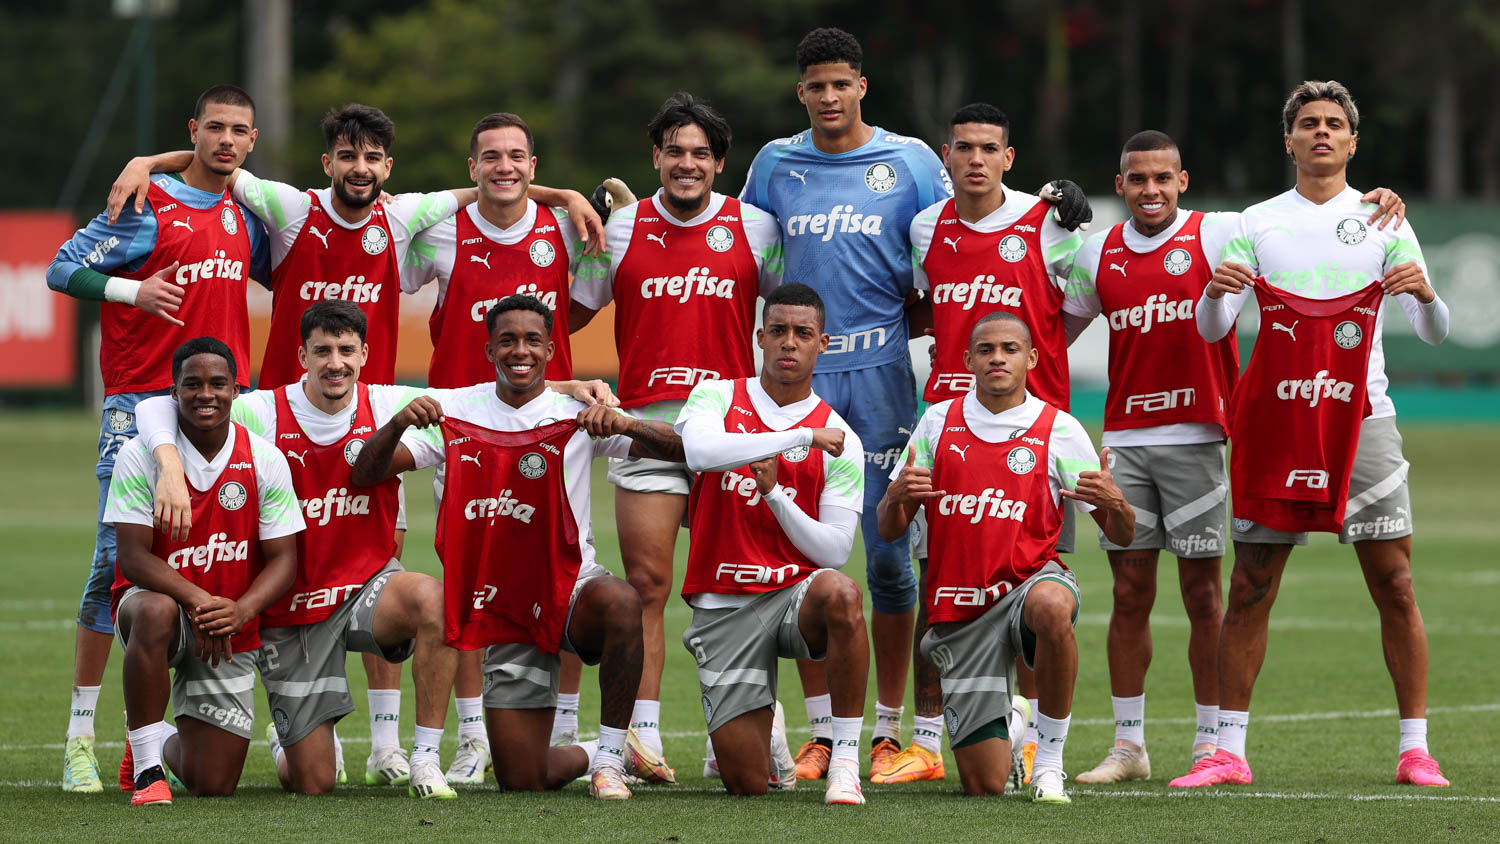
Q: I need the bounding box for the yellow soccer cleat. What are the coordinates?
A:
[869,743,945,784]
[62,735,103,793]
[1022,741,1037,785]
[867,736,901,780]
[794,739,831,780]
[626,728,678,785]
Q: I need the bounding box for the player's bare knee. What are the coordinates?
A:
[595,580,643,636]
[1111,577,1155,618]
[723,771,771,796]
[624,564,671,611]
[820,574,864,626]
[1181,577,1224,624]
[1026,588,1077,639]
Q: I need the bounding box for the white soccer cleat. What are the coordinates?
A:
[333,732,347,785]
[551,728,577,748]
[824,759,865,805]
[590,765,633,800]
[1008,695,1031,791]
[1031,766,1071,804]
[769,701,797,790]
[703,735,721,779]
[1075,743,1150,784]
[407,760,457,799]
[365,745,411,786]
[444,735,491,785]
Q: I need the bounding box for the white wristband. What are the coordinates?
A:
[104,277,143,306]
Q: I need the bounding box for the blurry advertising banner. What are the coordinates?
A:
[0,212,78,388]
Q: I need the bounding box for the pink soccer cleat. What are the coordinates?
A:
[1395,749,1450,787]
[1168,749,1253,788]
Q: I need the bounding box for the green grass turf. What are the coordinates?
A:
[1,410,1496,841]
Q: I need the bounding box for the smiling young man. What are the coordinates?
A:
[105,338,303,805]
[47,84,271,794]
[570,92,783,771]
[350,295,684,800]
[1178,81,1451,789]
[876,313,1134,802]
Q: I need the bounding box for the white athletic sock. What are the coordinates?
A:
[912,715,943,754]
[412,725,443,767]
[267,721,285,765]
[67,685,101,740]
[1399,718,1428,755]
[576,740,599,770]
[368,689,401,751]
[1216,709,1249,759]
[127,721,165,780]
[551,693,581,745]
[1023,698,1040,746]
[805,694,833,741]
[831,716,863,765]
[630,699,663,756]
[455,696,487,743]
[1033,712,1071,772]
[874,703,903,742]
[1112,694,1146,747]
[1194,703,1220,749]
[594,725,628,772]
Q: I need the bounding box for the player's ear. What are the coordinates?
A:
[1178,169,1189,193]
[543,339,555,362]
[322,154,333,179]
[485,339,499,364]
[818,332,829,354]
[298,343,309,370]
[357,341,369,367]
[468,157,479,183]
[856,76,867,99]
[1026,346,1038,370]
[713,156,725,174]
[247,127,257,152]
[796,81,807,104]
[940,143,951,169]
[187,118,199,144]
[1114,173,1125,197]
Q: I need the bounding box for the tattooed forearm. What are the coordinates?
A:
[627,419,685,462]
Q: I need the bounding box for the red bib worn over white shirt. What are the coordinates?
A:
[926,399,1063,624]
[101,181,253,394]
[611,199,761,408]
[1230,281,1383,532]
[922,199,1069,409]
[434,416,582,651]
[110,423,266,651]
[428,207,573,388]
[259,194,402,388]
[1097,212,1240,434]
[263,382,399,626]
[681,379,831,600]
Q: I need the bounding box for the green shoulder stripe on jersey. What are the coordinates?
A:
[760,241,785,276]
[907,436,935,470]
[404,238,437,270]
[241,177,291,231]
[260,486,301,526]
[1065,265,1095,298]
[1046,232,1084,267]
[1385,237,1425,267]
[824,456,864,500]
[681,383,730,420]
[108,475,154,512]
[1221,235,1255,266]
[232,400,267,439]
[409,192,454,234]
[1055,457,1100,487]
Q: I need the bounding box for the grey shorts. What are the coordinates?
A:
[1232,416,1413,546]
[258,559,412,746]
[684,572,824,733]
[607,455,693,495]
[1101,442,1228,558]
[918,563,1079,746]
[116,586,259,739]
[481,567,606,711]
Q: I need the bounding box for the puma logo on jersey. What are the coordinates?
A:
[1276,370,1355,407]
[943,236,962,252]
[1205,525,1221,536]
[646,232,667,248]
[308,226,330,248]
[469,253,491,269]
[460,453,482,467]
[1272,320,1298,341]
[735,423,750,434]
[948,443,970,461]
[788,169,808,185]
[1110,261,1128,275]
[171,219,194,233]
[286,450,308,466]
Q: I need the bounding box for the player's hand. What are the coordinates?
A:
[1362,187,1405,230]
[575,404,631,439]
[106,157,156,225]
[154,471,193,542]
[553,379,620,408]
[393,396,444,430]
[888,450,945,505]
[1381,261,1436,304]
[191,625,234,668]
[193,595,253,639]
[135,263,186,326]
[589,177,638,225]
[1039,180,1093,231]
[1205,261,1256,300]
[748,455,778,495]
[810,427,845,457]
[923,327,937,366]
[1060,447,1129,512]
[563,189,606,257]
[377,190,396,206]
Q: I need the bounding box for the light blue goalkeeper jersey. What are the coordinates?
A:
[740,127,953,373]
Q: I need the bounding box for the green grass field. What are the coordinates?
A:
[2,410,1497,842]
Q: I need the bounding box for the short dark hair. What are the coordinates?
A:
[470,112,534,157]
[763,282,826,329]
[194,84,256,122]
[321,103,395,154]
[1119,129,1180,171]
[485,295,554,338]
[648,92,732,161]
[796,27,862,74]
[172,337,237,382]
[950,103,1010,143]
[970,311,1032,347]
[1282,80,1360,135]
[300,300,368,343]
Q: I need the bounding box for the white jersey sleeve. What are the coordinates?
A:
[675,380,811,472]
[250,437,306,540]
[1042,213,1085,290]
[135,392,278,452]
[1062,229,1109,319]
[554,208,588,275]
[383,191,461,261]
[571,202,638,310]
[741,201,785,296]
[1381,221,1450,345]
[908,201,943,293]
[1050,410,1101,514]
[1198,211,1241,267]
[233,171,312,269]
[892,401,950,477]
[102,439,157,528]
[402,216,457,296]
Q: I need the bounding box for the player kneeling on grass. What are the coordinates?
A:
[876,313,1134,802]
[106,338,305,805]
[675,284,869,804]
[352,295,684,799]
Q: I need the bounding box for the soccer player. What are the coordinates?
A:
[740,28,1091,777]
[1176,81,1451,788]
[46,84,270,793]
[876,312,1135,801]
[105,338,303,804]
[350,295,684,799]
[674,284,869,803]
[570,91,783,768]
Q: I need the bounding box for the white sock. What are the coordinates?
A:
[1023,698,1040,746]
[68,685,101,740]
[1033,712,1071,772]
[1399,718,1428,755]
[412,725,444,767]
[805,694,833,741]
[594,725,628,772]
[1112,694,1146,747]
[368,689,401,751]
[456,696,487,743]
[912,715,943,754]
[1194,703,1220,749]
[831,716,863,765]
[333,729,344,766]
[551,693,581,745]
[267,721,285,765]
[630,699,663,756]
[576,739,599,771]
[127,721,165,780]
[874,703,903,742]
[1217,709,1249,759]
